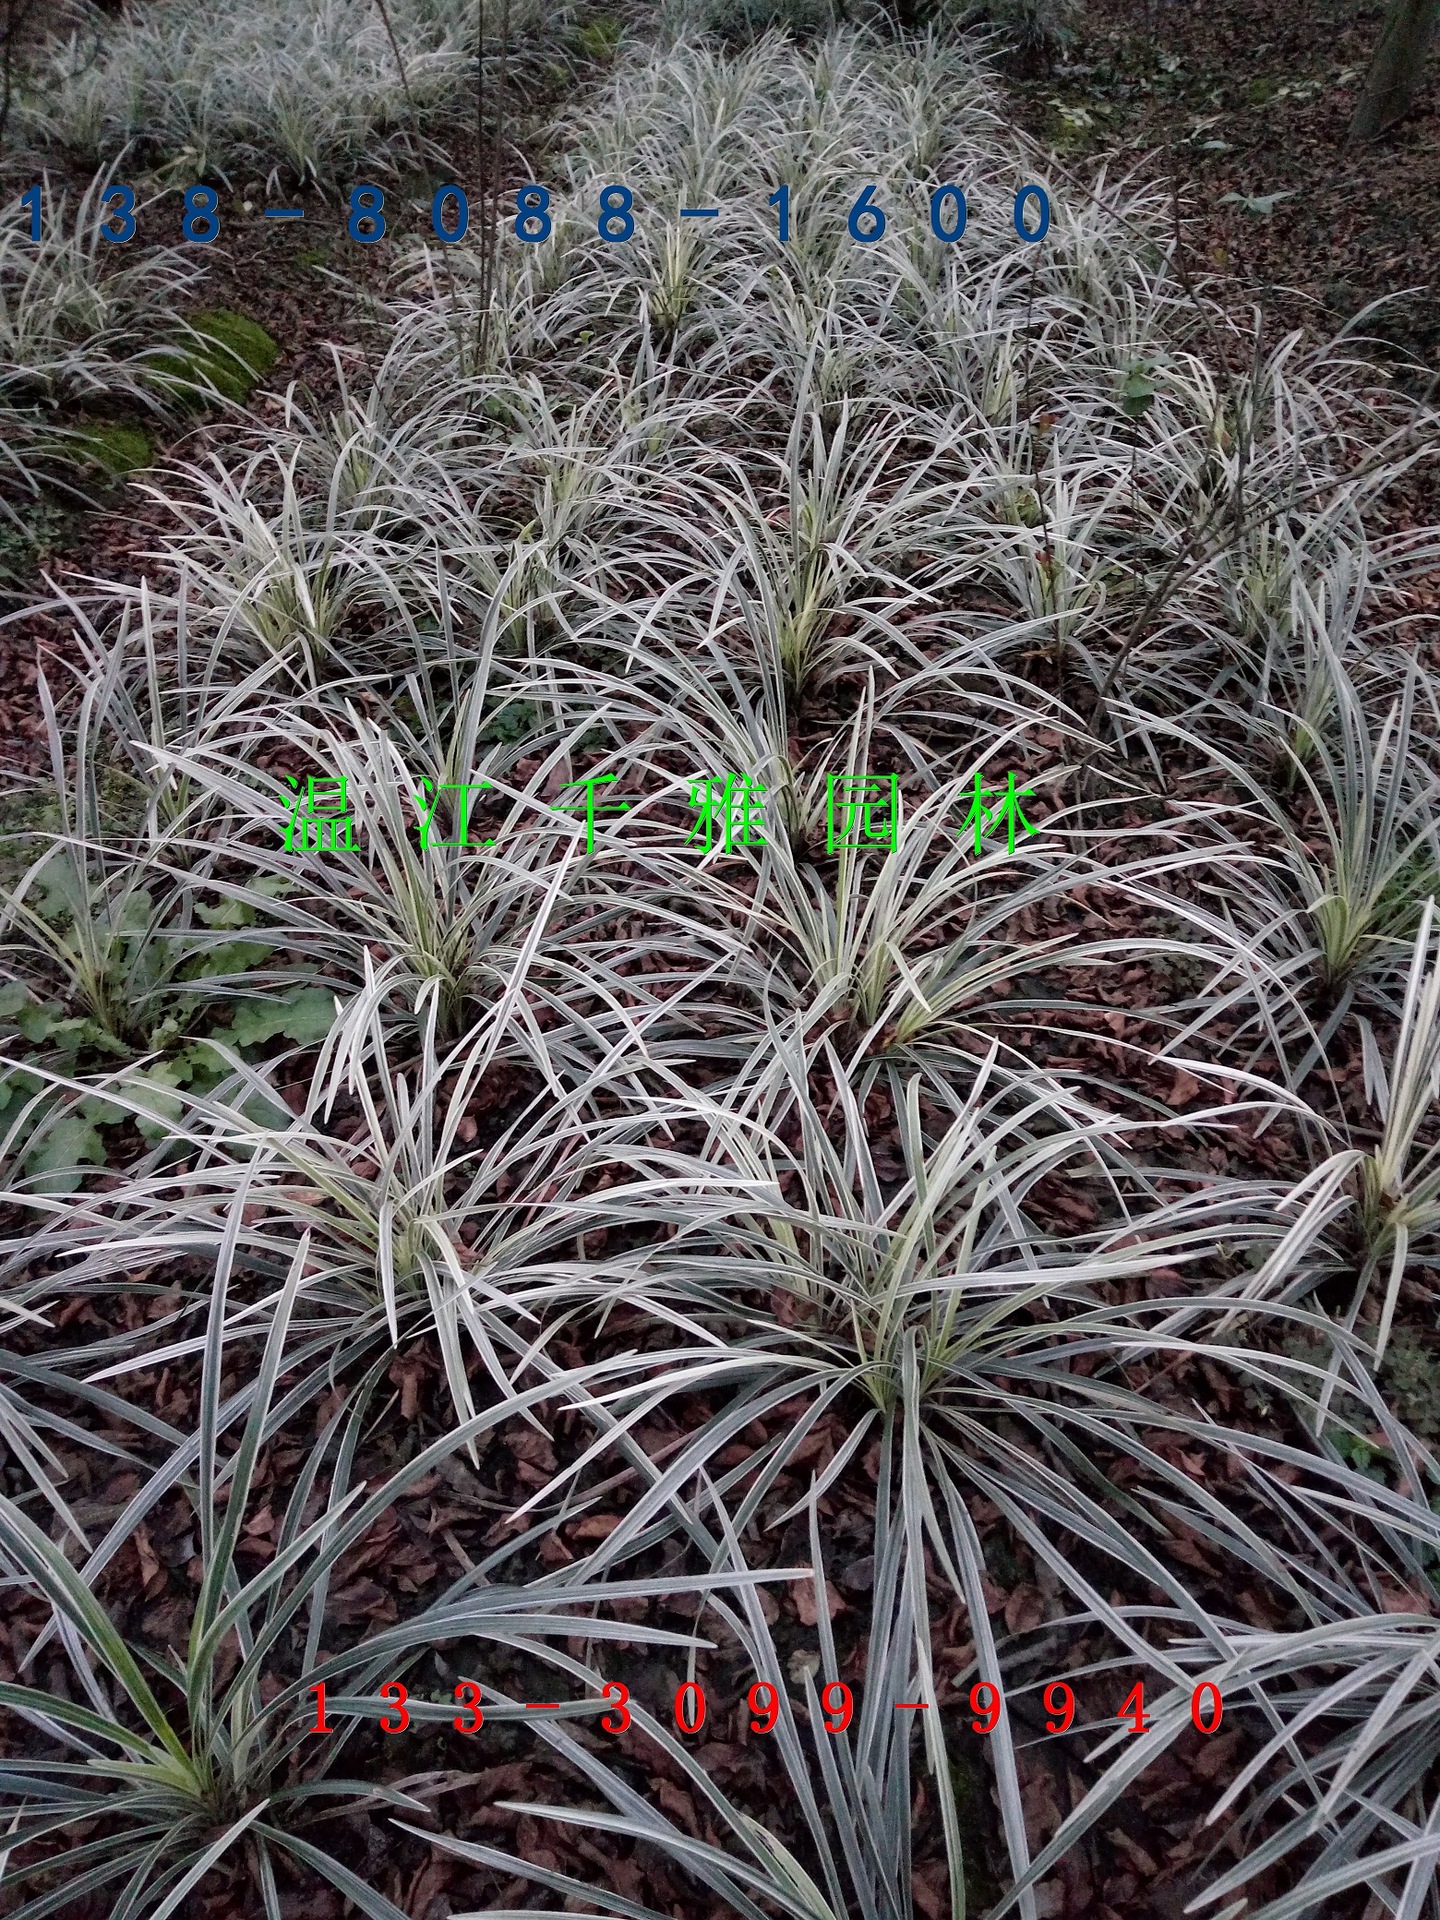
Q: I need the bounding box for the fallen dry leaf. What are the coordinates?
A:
[1165,1068,1202,1107]
[571,1512,624,1540]
[791,1577,846,1625]
[1004,1583,1047,1634]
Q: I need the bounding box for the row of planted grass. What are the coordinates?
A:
[16,0,567,190]
[2,12,1440,1918]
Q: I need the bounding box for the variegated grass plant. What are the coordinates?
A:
[15,0,568,191]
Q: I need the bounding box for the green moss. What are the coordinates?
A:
[72,420,152,477]
[151,309,281,408]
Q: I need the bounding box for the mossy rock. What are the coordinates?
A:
[71,419,152,477]
[151,309,281,408]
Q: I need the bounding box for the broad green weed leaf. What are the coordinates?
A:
[1119,367,1157,418]
[182,939,277,981]
[226,988,338,1048]
[129,1064,188,1143]
[196,898,260,929]
[12,999,66,1043]
[23,1114,107,1192]
[0,1065,44,1112]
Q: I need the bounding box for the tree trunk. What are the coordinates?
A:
[1349,0,1440,141]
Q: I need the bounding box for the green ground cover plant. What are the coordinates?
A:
[1,7,1439,1919]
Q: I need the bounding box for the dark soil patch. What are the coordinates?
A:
[1001,0,1439,465]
